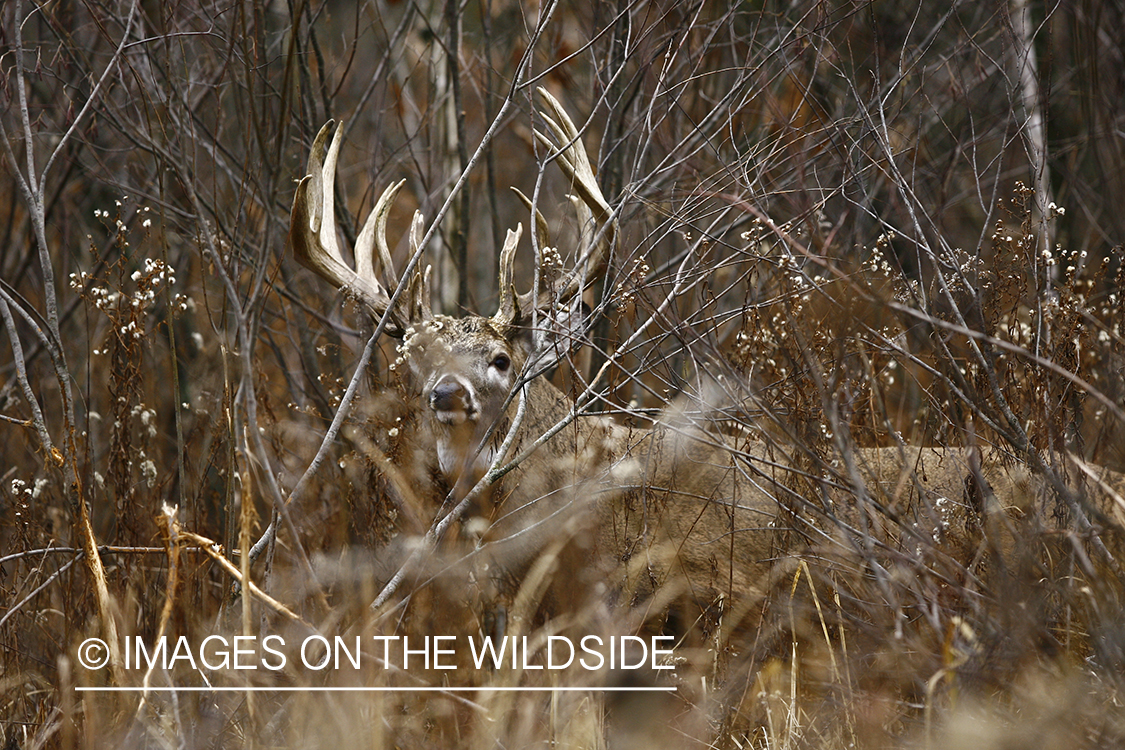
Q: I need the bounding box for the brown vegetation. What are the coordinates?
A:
[2,1,1125,748]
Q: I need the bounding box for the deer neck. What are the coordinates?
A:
[428,376,602,492]
[433,419,497,487]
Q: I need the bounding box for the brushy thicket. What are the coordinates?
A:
[2,1,1124,748]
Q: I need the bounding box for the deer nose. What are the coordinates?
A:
[429,378,468,413]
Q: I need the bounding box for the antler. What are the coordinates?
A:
[494,88,617,327]
[292,94,610,334]
[290,120,431,336]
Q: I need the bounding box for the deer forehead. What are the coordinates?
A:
[402,315,519,367]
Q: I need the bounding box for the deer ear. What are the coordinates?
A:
[513,297,590,372]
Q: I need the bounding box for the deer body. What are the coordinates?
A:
[396,310,783,620]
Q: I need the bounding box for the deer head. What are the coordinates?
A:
[290,89,616,491]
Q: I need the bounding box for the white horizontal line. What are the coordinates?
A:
[76,686,676,693]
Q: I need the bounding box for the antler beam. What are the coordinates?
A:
[495,88,617,327]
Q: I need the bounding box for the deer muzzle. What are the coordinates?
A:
[428,376,478,425]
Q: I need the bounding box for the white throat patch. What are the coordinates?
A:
[436,433,496,480]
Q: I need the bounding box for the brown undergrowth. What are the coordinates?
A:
[3,2,1125,748]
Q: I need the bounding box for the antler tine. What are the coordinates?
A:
[356,178,404,290]
[494,224,525,327]
[534,89,611,220]
[510,188,551,251]
[506,188,556,324]
[405,211,433,324]
[531,87,617,308]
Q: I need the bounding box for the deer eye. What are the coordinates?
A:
[490,353,511,372]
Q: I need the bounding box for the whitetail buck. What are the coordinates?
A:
[289,89,790,630]
[290,89,1125,637]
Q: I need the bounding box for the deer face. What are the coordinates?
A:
[395,315,531,482]
[399,315,527,429]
